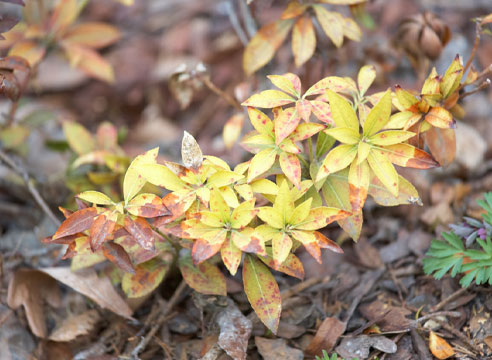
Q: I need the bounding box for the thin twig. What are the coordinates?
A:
[460,79,491,100]
[430,287,468,312]
[226,0,248,46]
[463,22,481,76]
[129,280,188,359]
[198,74,243,111]
[0,149,60,226]
[238,0,257,39]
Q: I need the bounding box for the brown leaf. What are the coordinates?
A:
[90,212,117,251]
[305,317,346,356]
[336,335,397,359]
[429,331,455,359]
[124,216,155,251]
[181,131,203,169]
[424,127,456,166]
[38,267,133,319]
[49,310,100,342]
[53,207,97,240]
[255,337,303,360]
[7,269,61,338]
[217,301,252,360]
[102,242,136,274]
[359,300,411,332]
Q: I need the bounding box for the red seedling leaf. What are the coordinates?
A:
[102,242,135,274]
[53,207,97,240]
[314,231,343,253]
[243,254,281,334]
[179,254,227,296]
[124,216,155,251]
[90,212,117,251]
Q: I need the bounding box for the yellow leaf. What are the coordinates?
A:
[342,16,362,42]
[274,180,295,222]
[357,65,376,96]
[394,85,419,110]
[230,199,257,229]
[123,147,159,204]
[292,16,316,67]
[317,144,357,182]
[62,22,121,49]
[223,113,244,149]
[247,107,274,136]
[199,211,224,228]
[242,90,296,108]
[77,191,113,205]
[281,1,308,19]
[258,207,283,229]
[221,237,242,275]
[424,106,455,129]
[288,198,312,225]
[313,5,344,47]
[357,141,371,163]
[243,19,295,75]
[250,179,278,195]
[348,156,369,211]
[296,207,349,230]
[305,76,357,97]
[366,149,398,197]
[207,170,244,188]
[247,148,277,182]
[272,232,292,266]
[8,41,46,67]
[209,188,230,223]
[429,331,455,359]
[63,121,95,155]
[362,89,391,136]
[323,127,360,145]
[279,152,301,189]
[267,73,301,97]
[440,55,463,99]
[369,130,415,146]
[385,111,421,130]
[138,163,187,192]
[50,0,78,33]
[62,44,114,83]
[326,90,359,130]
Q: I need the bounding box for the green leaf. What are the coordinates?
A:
[243,254,281,333]
[77,191,113,205]
[123,147,159,204]
[63,121,96,155]
[362,89,391,136]
[325,90,359,130]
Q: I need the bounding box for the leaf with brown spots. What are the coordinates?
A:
[221,236,243,276]
[102,242,135,274]
[122,258,168,298]
[89,211,117,251]
[279,151,301,189]
[425,106,455,129]
[179,253,226,296]
[53,207,97,240]
[243,254,281,334]
[124,216,155,251]
[126,193,170,218]
[379,144,439,169]
[275,107,300,145]
[259,252,304,280]
[122,147,159,204]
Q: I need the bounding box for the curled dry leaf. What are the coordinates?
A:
[49,310,100,342]
[305,317,346,356]
[182,131,203,169]
[38,267,133,319]
[7,269,62,338]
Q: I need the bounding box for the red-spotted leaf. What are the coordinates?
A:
[179,254,227,296]
[53,207,98,240]
[102,242,135,274]
[122,258,168,298]
[296,99,312,122]
[221,237,243,276]
[243,254,281,334]
[267,73,301,97]
[243,90,296,108]
[348,157,369,212]
[279,151,301,189]
[124,216,155,251]
[192,234,227,265]
[259,252,304,280]
[90,211,117,251]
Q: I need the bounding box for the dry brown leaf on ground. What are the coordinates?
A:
[336,335,397,359]
[216,301,252,360]
[305,317,346,356]
[39,267,133,319]
[49,309,101,342]
[255,337,303,360]
[429,331,455,359]
[7,269,62,338]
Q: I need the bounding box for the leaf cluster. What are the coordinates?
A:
[0,0,122,82]
[424,192,492,287]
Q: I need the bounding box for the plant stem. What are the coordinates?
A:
[198,74,243,111]
[308,137,314,163]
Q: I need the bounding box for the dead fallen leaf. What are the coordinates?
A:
[336,335,397,359]
[49,309,101,342]
[305,317,346,356]
[429,331,455,359]
[359,300,412,332]
[255,337,303,360]
[355,238,384,269]
[7,269,61,338]
[39,267,133,319]
[217,301,252,360]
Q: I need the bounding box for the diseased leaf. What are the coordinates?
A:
[425,106,455,129]
[102,242,135,274]
[348,156,369,211]
[275,107,300,145]
[122,258,168,298]
[305,76,357,97]
[317,144,357,182]
[8,40,46,66]
[323,127,360,144]
[221,237,243,275]
[50,0,78,32]
[267,73,301,97]
[292,16,316,67]
[369,130,415,146]
[424,127,456,166]
[89,211,117,251]
[310,100,334,124]
[53,207,97,240]
[326,90,359,130]
[369,174,421,206]
[127,193,169,218]
[272,232,292,267]
[280,1,308,19]
[363,89,391,136]
[259,252,304,280]
[279,151,301,189]
[70,236,106,270]
[295,207,349,230]
[124,216,155,251]
[179,254,226,296]
[243,254,281,333]
[243,19,295,75]
[138,163,187,192]
[247,148,277,182]
[440,55,463,99]
[378,144,439,169]
[122,147,158,204]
